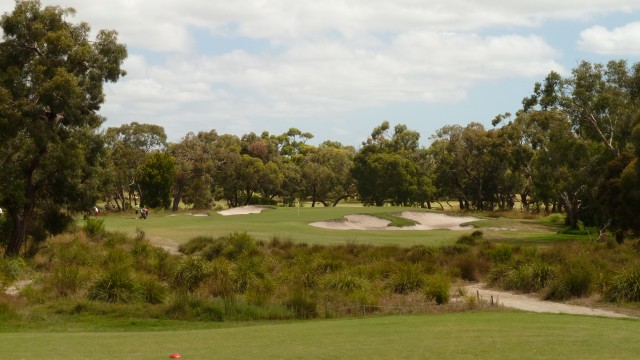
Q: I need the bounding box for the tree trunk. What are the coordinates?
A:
[172,184,185,212]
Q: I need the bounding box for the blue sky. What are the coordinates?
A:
[3,1,640,147]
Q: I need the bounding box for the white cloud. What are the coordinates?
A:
[578,22,640,55]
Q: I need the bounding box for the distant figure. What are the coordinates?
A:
[135,204,140,219]
[0,208,3,215]
[141,207,148,219]
[94,206,99,218]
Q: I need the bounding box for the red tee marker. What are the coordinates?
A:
[169,354,182,359]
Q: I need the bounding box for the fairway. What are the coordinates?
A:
[2,312,639,359]
[99,206,571,248]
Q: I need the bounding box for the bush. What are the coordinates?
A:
[0,257,27,285]
[388,264,425,294]
[172,257,209,293]
[285,290,317,319]
[544,260,594,300]
[456,230,483,246]
[51,264,87,297]
[453,253,484,281]
[423,274,451,305]
[83,218,106,240]
[138,276,168,304]
[605,266,640,302]
[88,268,140,303]
[322,272,369,293]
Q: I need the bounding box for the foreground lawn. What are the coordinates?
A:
[2,312,638,359]
[98,206,575,248]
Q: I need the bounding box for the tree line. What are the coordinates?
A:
[2,1,640,256]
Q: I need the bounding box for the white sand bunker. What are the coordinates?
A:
[310,212,479,231]
[217,205,268,216]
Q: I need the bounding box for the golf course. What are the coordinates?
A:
[100,205,580,249]
[4,205,639,359]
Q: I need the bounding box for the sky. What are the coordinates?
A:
[3,1,640,147]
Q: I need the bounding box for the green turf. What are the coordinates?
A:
[2,312,639,359]
[98,207,576,248]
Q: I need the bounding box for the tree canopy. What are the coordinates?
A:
[0,0,126,255]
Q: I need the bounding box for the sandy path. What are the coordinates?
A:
[465,283,631,318]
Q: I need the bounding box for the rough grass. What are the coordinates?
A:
[2,313,640,359]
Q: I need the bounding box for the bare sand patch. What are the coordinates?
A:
[217,205,268,216]
[310,212,480,231]
[465,283,631,318]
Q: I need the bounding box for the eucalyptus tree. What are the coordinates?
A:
[171,130,220,210]
[353,122,424,206]
[0,0,126,255]
[103,122,167,211]
[521,60,640,227]
[301,142,355,207]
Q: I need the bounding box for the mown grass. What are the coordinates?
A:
[97,207,575,248]
[2,312,639,359]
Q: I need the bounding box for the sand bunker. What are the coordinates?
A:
[217,205,268,216]
[310,212,479,231]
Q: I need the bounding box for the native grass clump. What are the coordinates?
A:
[3,229,640,323]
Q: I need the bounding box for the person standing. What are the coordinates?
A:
[94,206,99,218]
[135,204,140,219]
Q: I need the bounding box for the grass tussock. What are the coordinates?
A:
[3,226,640,326]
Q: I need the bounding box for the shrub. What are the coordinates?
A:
[138,276,168,304]
[245,277,275,306]
[285,290,317,319]
[423,273,451,305]
[605,266,640,302]
[453,253,484,281]
[322,272,369,293]
[51,264,87,297]
[172,257,209,293]
[83,218,106,240]
[456,230,483,246]
[0,257,27,284]
[88,268,140,303]
[179,236,215,255]
[388,264,425,294]
[544,260,594,300]
[166,294,224,321]
[488,245,513,263]
[405,245,435,263]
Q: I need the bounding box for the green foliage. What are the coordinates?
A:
[456,230,483,245]
[137,151,175,209]
[423,273,451,305]
[172,257,209,293]
[0,0,127,255]
[0,257,27,284]
[138,275,168,304]
[285,290,317,319]
[544,259,594,300]
[605,266,640,302]
[88,267,140,303]
[389,263,425,294]
[83,218,106,240]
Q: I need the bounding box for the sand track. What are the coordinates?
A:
[465,283,631,318]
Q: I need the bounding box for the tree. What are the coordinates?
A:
[171,130,220,210]
[103,122,167,211]
[137,152,175,209]
[0,0,126,256]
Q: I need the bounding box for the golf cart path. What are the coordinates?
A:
[465,283,632,319]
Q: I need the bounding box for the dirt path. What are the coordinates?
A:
[465,283,632,319]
